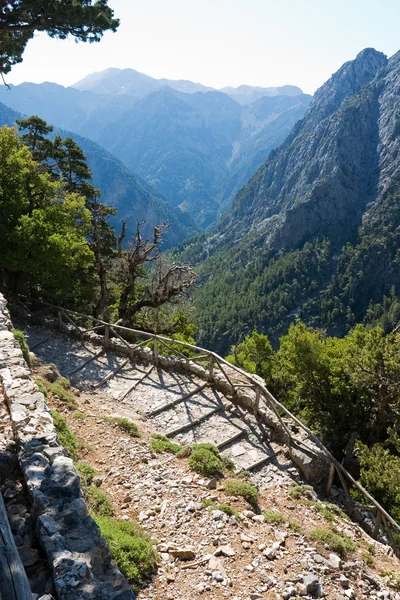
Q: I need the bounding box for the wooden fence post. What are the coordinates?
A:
[208,355,214,382]
[373,511,382,540]
[0,493,32,600]
[326,462,335,496]
[104,324,110,348]
[154,337,159,367]
[254,387,261,415]
[57,309,63,331]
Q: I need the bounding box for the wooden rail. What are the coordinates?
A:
[0,493,32,600]
[12,296,400,554]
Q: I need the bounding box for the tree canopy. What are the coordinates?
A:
[0,0,119,74]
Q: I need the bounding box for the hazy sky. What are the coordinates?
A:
[6,0,400,94]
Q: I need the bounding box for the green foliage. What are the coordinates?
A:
[287,485,314,499]
[94,517,158,590]
[33,377,47,398]
[86,486,113,516]
[12,329,31,366]
[102,417,140,438]
[150,434,181,455]
[288,521,304,534]
[0,1,119,75]
[223,480,258,506]
[355,442,400,522]
[263,510,285,524]
[46,380,77,410]
[72,412,87,420]
[226,330,273,382]
[310,527,355,557]
[201,499,240,519]
[75,461,95,488]
[380,569,400,591]
[361,551,374,566]
[51,410,77,459]
[188,446,224,477]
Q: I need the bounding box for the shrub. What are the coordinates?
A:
[175,445,192,458]
[95,517,158,589]
[288,520,304,534]
[103,416,140,438]
[150,435,181,454]
[223,479,258,506]
[12,329,31,367]
[75,461,95,487]
[86,486,113,516]
[216,503,240,518]
[263,510,285,524]
[287,485,315,499]
[72,412,86,420]
[47,380,77,409]
[33,377,48,398]
[310,527,355,557]
[188,447,224,477]
[51,410,77,458]
[361,551,374,566]
[380,569,400,591]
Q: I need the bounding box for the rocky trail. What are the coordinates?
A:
[15,321,400,600]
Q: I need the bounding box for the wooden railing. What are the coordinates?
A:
[12,295,400,555]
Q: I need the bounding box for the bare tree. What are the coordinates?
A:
[118,222,196,325]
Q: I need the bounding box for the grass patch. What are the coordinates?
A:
[263,510,285,524]
[95,516,158,590]
[72,412,87,420]
[361,551,374,566]
[201,499,240,519]
[47,378,77,410]
[103,417,140,438]
[51,410,77,458]
[188,444,224,477]
[175,445,192,458]
[150,434,181,455]
[288,520,305,534]
[75,461,96,487]
[223,479,258,507]
[299,499,349,524]
[33,377,48,398]
[380,569,400,591]
[287,485,314,499]
[310,527,355,558]
[86,486,113,516]
[12,329,31,367]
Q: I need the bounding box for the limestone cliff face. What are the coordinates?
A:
[215,48,399,252]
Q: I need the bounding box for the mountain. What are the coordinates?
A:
[0,75,311,228]
[0,101,197,248]
[176,48,400,353]
[220,84,304,105]
[73,67,214,96]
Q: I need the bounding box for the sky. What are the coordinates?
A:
[6,0,400,95]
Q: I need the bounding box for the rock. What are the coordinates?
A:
[282,587,296,599]
[303,574,322,598]
[340,574,350,589]
[170,547,196,560]
[344,590,355,599]
[206,478,218,489]
[212,571,224,582]
[328,553,342,569]
[211,510,224,520]
[263,547,276,560]
[193,583,206,594]
[214,544,236,557]
[186,501,197,512]
[42,363,61,383]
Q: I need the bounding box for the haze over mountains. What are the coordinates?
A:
[178,48,400,353]
[0,68,311,228]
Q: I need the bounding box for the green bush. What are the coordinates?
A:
[12,329,31,367]
[288,520,304,534]
[75,461,95,487]
[33,377,47,398]
[287,485,314,499]
[47,380,77,409]
[86,486,113,516]
[103,416,140,438]
[175,445,193,458]
[223,479,258,506]
[201,499,240,519]
[361,551,374,566]
[72,412,86,420]
[310,527,355,557]
[188,447,224,477]
[95,517,158,589]
[51,410,77,458]
[150,434,181,454]
[263,510,285,524]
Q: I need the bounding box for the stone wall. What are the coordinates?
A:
[0,295,135,600]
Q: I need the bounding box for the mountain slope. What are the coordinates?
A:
[0,101,197,248]
[177,48,400,353]
[0,76,311,229]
